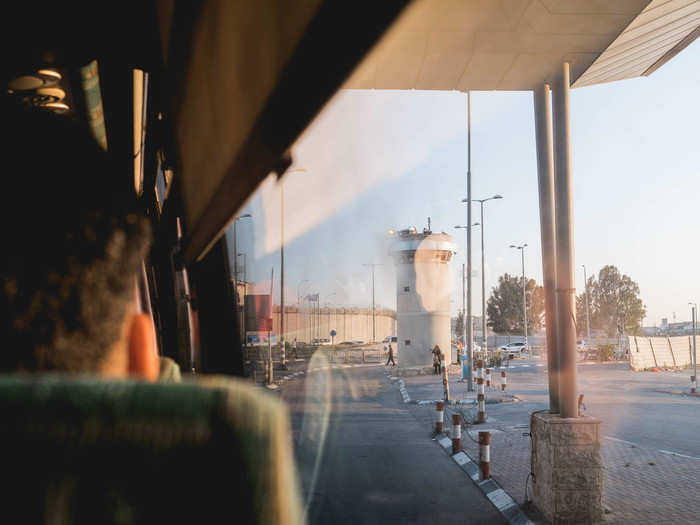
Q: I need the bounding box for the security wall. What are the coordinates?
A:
[268,306,396,344]
[628,336,694,370]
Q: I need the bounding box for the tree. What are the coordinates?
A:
[576,265,645,337]
[487,273,544,334]
[454,310,464,338]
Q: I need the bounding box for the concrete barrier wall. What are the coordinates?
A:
[269,306,396,344]
[629,335,693,370]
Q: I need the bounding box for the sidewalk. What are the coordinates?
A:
[399,367,700,524]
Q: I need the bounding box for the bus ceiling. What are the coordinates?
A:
[1,1,409,264]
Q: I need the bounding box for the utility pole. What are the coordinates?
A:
[690,303,697,393]
[280,182,285,352]
[466,195,503,355]
[232,214,251,345]
[268,267,274,384]
[510,244,528,350]
[583,265,591,340]
[363,263,382,343]
[466,90,473,392]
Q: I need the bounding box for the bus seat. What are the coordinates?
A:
[0,374,303,525]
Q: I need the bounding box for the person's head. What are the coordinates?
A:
[0,99,157,380]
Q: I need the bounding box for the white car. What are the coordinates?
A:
[499,342,528,357]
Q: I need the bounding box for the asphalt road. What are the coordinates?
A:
[473,359,700,458]
[281,363,506,525]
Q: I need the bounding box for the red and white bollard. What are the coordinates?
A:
[501,370,507,391]
[478,431,491,479]
[691,375,697,394]
[477,377,486,423]
[485,368,491,388]
[435,401,444,433]
[452,413,462,454]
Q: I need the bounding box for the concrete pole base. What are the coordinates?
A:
[530,412,603,524]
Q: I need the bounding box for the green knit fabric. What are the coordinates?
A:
[0,374,304,525]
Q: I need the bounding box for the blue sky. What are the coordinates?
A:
[230,37,700,327]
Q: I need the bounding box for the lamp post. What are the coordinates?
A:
[238,252,247,339]
[455,221,480,359]
[280,168,306,354]
[582,265,591,340]
[510,244,529,351]
[690,302,697,393]
[363,263,383,343]
[463,194,503,355]
[232,213,251,345]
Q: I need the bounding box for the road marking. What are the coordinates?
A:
[604,436,700,460]
[452,451,469,465]
[438,437,452,449]
[603,436,638,446]
[485,488,516,512]
[468,429,503,439]
[658,450,700,460]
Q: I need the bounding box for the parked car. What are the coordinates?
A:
[498,342,528,358]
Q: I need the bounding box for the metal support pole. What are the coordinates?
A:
[233,220,240,344]
[583,265,591,340]
[372,266,376,343]
[692,306,697,393]
[281,184,285,364]
[521,247,528,350]
[552,62,578,418]
[466,91,474,392]
[534,82,560,413]
[480,202,487,355]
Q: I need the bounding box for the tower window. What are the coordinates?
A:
[403,286,410,292]
[405,340,411,346]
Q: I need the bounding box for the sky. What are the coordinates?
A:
[229,37,700,328]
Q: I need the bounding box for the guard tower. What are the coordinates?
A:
[390,227,456,367]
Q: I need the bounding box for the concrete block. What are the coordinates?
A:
[531,413,603,524]
[552,466,603,489]
[554,490,603,523]
[552,445,602,467]
[549,419,599,445]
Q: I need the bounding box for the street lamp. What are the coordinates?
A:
[455,222,480,352]
[462,194,503,354]
[363,263,383,343]
[232,213,252,345]
[510,243,529,351]
[280,167,307,348]
[582,265,591,340]
[690,302,697,393]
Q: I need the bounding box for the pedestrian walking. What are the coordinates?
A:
[292,338,297,359]
[386,343,396,366]
[432,345,441,375]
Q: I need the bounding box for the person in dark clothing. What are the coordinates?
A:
[432,345,442,374]
[385,343,396,366]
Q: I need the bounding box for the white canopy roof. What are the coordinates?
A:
[344,0,700,91]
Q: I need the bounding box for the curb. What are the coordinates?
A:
[385,369,411,403]
[434,433,534,525]
[383,368,533,524]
